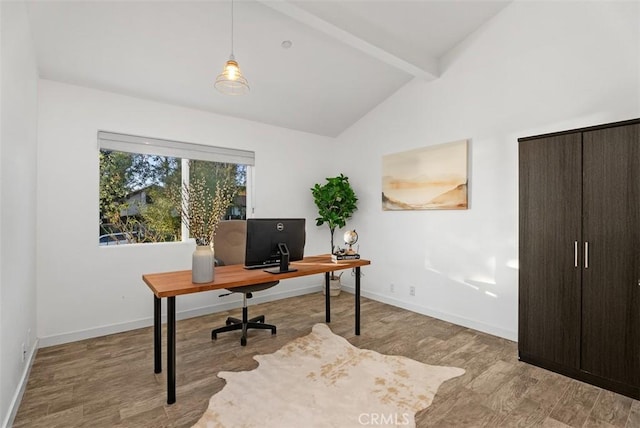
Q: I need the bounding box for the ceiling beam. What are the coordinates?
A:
[259,0,439,81]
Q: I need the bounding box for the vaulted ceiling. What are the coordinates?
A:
[26,0,511,137]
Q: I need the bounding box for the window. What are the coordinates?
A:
[98,132,254,245]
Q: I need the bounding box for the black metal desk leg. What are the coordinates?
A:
[167,296,176,404]
[153,295,161,374]
[355,267,361,335]
[325,272,331,323]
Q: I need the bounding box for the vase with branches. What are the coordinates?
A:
[173,176,237,282]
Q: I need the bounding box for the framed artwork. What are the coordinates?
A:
[382,139,469,210]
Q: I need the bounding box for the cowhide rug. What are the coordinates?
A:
[193,323,464,428]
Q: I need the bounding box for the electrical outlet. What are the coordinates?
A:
[21,343,26,362]
[409,286,415,296]
[390,283,395,293]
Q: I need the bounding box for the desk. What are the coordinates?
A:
[142,254,371,404]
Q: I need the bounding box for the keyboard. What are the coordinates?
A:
[243,263,279,270]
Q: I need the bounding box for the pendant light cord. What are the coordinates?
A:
[230,0,234,56]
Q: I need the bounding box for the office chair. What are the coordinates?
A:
[211,220,278,346]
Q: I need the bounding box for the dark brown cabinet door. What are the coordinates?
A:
[581,124,640,386]
[519,133,582,368]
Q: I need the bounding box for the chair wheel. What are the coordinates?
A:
[241,337,247,346]
[225,319,233,326]
[271,327,277,335]
[212,332,217,340]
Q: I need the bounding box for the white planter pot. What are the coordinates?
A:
[322,277,341,296]
[192,245,215,283]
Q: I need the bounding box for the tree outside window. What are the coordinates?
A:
[99,150,247,245]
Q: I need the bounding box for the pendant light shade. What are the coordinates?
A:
[215,0,249,95]
[215,55,249,95]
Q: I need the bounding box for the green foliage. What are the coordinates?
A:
[99,151,132,218]
[139,187,181,242]
[311,173,358,254]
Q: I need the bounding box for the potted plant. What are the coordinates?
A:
[311,174,358,295]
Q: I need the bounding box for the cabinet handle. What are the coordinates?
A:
[584,241,589,269]
[574,241,578,267]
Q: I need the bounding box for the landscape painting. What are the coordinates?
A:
[382,139,468,210]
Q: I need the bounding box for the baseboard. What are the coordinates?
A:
[340,285,518,342]
[3,339,39,428]
[38,284,323,348]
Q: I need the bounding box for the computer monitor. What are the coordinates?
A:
[244,218,306,274]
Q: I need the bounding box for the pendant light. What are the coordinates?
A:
[215,0,249,95]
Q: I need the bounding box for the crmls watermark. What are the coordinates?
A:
[358,413,411,426]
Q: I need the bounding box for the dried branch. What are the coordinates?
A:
[177,177,236,246]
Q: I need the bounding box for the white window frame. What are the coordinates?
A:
[98,131,255,243]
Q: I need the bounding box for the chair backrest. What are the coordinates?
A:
[214,220,246,266]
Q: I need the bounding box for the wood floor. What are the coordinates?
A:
[13,292,640,427]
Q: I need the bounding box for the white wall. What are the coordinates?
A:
[36,80,335,346]
[0,2,39,426]
[336,0,640,340]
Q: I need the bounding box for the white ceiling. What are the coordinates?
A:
[25,0,511,137]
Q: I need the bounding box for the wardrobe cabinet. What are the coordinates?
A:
[519,118,640,399]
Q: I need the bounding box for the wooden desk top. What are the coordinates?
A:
[142,255,371,298]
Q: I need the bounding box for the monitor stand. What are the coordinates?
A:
[264,243,298,274]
